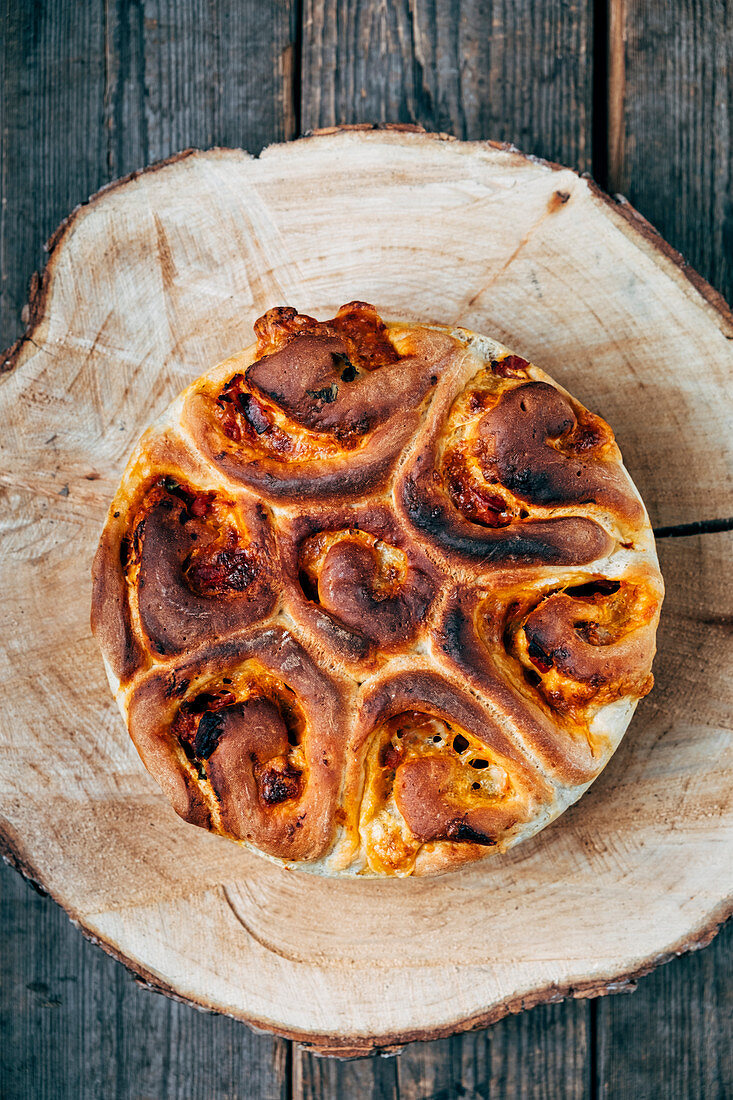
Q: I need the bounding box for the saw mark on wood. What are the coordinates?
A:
[219,885,484,970]
[220,884,316,965]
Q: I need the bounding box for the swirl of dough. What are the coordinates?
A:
[126,628,350,862]
[506,577,660,712]
[91,435,279,682]
[181,302,463,502]
[280,504,438,666]
[437,571,662,785]
[354,670,551,875]
[463,381,643,520]
[396,354,646,569]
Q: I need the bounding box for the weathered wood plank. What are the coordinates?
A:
[104,0,298,179]
[593,529,733,1100]
[5,840,730,1100]
[597,919,733,1099]
[608,0,733,305]
[0,0,108,351]
[301,0,595,171]
[0,862,289,1100]
[293,1046,398,1099]
[397,1002,589,1099]
[0,0,298,353]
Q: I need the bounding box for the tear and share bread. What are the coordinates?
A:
[91,302,664,877]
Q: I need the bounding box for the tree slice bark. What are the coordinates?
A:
[0,130,731,1056]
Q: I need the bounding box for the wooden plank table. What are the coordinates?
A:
[1,1,730,1096]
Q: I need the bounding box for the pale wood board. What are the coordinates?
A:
[0,131,731,1055]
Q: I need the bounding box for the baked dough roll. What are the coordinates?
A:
[92,302,663,876]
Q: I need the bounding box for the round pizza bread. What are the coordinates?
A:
[91,302,664,877]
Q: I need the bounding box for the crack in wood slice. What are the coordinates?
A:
[654,518,733,539]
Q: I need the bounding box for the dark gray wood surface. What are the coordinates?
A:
[1,1,731,1096]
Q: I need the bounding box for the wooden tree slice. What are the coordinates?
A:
[1,130,731,1056]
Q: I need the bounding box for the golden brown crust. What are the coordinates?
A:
[438,567,662,785]
[395,348,647,573]
[470,381,643,522]
[127,628,350,862]
[181,303,461,502]
[91,433,280,685]
[92,303,664,876]
[279,502,441,670]
[92,521,146,686]
[352,669,553,874]
[396,391,614,571]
